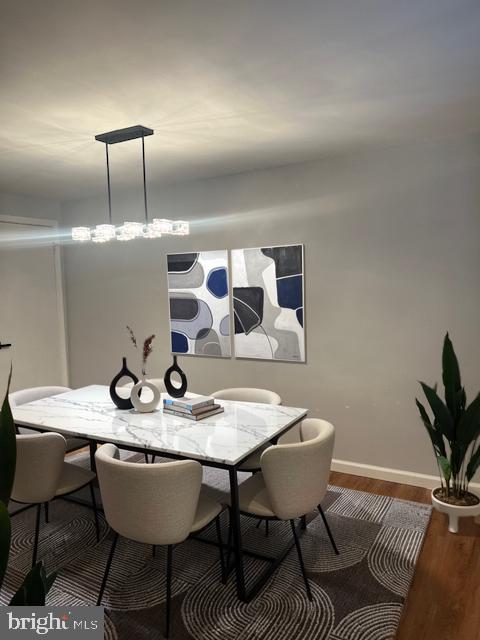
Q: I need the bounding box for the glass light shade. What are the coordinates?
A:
[71,226,91,242]
[122,221,144,238]
[92,224,116,243]
[152,218,173,234]
[116,224,135,242]
[171,220,189,235]
[143,223,162,239]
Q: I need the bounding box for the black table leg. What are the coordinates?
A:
[228,467,246,601]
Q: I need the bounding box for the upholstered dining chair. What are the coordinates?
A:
[210,388,282,473]
[95,444,226,638]
[9,386,89,455]
[226,418,338,600]
[11,433,99,568]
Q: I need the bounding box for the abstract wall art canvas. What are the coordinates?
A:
[231,244,305,361]
[167,251,231,357]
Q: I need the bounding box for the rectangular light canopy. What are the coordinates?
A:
[95,125,154,145]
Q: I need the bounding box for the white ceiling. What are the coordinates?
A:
[1,0,480,200]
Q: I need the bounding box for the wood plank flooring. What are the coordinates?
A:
[329,471,480,640]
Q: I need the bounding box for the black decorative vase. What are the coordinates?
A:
[164,355,188,398]
[110,357,139,410]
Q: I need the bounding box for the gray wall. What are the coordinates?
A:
[0,191,62,221]
[61,136,480,478]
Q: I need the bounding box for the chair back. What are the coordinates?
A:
[211,387,281,405]
[95,444,203,545]
[9,386,71,407]
[261,418,335,520]
[11,433,67,504]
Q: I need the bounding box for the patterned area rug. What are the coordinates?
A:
[3,454,431,640]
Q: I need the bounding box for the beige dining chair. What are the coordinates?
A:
[11,433,99,568]
[95,444,226,638]
[226,418,338,600]
[211,388,282,473]
[10,386,89,455]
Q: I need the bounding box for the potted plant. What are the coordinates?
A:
[416,333,480,533]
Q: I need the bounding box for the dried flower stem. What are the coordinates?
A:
[127,326,156,376]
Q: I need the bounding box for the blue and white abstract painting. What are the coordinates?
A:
[231,244,305,361]
[167,250,231,357]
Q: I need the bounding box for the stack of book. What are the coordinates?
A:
[163,396,224,421]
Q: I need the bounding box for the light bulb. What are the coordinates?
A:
[72,227,91,242]
[171,220,189,235]
[122,221,144,238]
[143,223,162,238]
[92,224,116,243]
[152,218,173,234]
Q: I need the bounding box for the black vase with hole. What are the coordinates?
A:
[110,357,139,410]
[164,355,188,398]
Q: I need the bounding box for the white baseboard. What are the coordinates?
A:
[332,459,480,492]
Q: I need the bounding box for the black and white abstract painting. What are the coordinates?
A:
[167,251,231,357]
[231,244,305,361]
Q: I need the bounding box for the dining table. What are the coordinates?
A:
[12,384,308,602]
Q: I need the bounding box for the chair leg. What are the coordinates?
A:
[215,515,226,584]
[144,453,149,464]
[89,482,100,542]
[256,519,262,529]
[301,515,307,530]
[152,545,156,557]
[265,519,269,536]
[151,455,156,463]
[165,545,173,639]
[290,519,313,601]
[318,505,339,555]
[44,502,49,524]
[97,532,119,606]
[32,504,42,568]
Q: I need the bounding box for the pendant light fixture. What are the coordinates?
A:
[71,125,189,242]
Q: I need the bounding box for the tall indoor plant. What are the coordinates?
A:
[416,333,480,532]
[0,368,56,603]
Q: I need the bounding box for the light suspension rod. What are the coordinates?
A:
[141,134,148,225]
[105,143,112,224]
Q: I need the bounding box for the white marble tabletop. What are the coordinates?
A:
[12,385,308,466]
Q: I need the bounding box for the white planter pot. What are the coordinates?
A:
[131,377,161,413]
[431,488,480,533]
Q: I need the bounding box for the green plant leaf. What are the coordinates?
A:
[0,501,11,592]
[442,333,462,419]
[457,393,480,445]
[0,366,16,506]
[9,562,46,605]
[415,398,446,458]
[456,387,467,413]
[467,444,480,483]
[450,441,467,476]
[437,455,451,485]
[420,382,455,442]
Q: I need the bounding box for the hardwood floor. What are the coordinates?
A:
[329,471,480,640]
